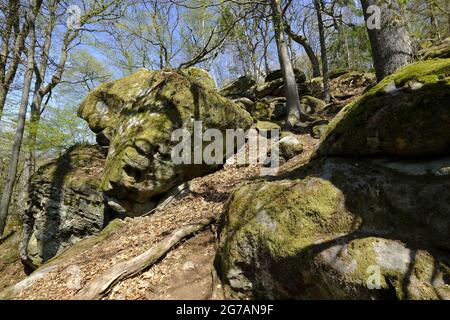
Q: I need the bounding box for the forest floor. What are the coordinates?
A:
[5,133,319,300]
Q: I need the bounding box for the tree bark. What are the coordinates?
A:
[284,23,321,78]
[271,0,310,127]
[360,0,413,82]
[0,0,42,236]
[73,218,213,300]
[314,0,331,103]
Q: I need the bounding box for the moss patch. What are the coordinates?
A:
[317,58,450,157]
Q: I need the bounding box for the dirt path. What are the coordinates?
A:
[7,133,319,300]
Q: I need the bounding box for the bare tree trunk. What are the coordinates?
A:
[271,0,310,127]
[0,0,29,121]
[314,0,331,103]
[284,23,321,78]
[360,0,413,82]
[74,218,213,300]
[0,0,42,236]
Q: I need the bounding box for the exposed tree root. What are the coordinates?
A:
[73,218,213,300]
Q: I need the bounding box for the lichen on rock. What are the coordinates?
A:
[23,145,110,267]
[79,68,253,213]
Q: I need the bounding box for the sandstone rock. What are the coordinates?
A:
[278,136,303,160]
[311,124,328,139]
[79,68,253,212]
[215,157,450,299]
[318,58,450,157]
[232,97,255,113]
[265,69,306,83]
[255,78,284,99]
[220,75,256,99]
[24,145,109,266]
[300,95,326,114]
[297,77,324,97]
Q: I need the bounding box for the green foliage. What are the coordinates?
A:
[25,105,94,158]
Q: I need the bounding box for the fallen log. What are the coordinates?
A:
[73,218,213,300]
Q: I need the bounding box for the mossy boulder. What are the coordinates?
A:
[23,145,110,267]
[317,58,450,157]
[220,75,256,99]
[311,124,328,139]
[300,95,326,114]
[245,97,287,122]
[79,68,253,212]
[329,71,375,101]
[215,157,450,299]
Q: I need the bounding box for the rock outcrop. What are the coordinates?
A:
[23,145,109,266]
[215,57,450,300]
[220,75,256,99]
[79,68,253,213]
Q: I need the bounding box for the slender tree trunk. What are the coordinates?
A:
[314,0,330,103]
[0,0,30,122]
[284,24,321,78]
[0,0,42,236]
[271,0,310,127]
[360,0,413,82]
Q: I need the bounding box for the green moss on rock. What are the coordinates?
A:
[317,58,450,157]
[79,68,253,209]
[215,157,450,299]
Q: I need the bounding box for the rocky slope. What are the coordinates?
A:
[1,51,449,300]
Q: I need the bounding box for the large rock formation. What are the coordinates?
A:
[318,58,450,157]
[79,68,253,213]
[23,145,109,266]
[22,68,252,266]
[215,57,450,300]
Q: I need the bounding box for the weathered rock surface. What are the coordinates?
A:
[23,145,109,266]
[220,75,256,99]
[265,69,306,83]
[79,68,253,212]
[318,58,450,157]
[419,38,450,60]
[256,69,306,99]
[278,136,303,160]
[300,95,326,114]
[215,157,450,299]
